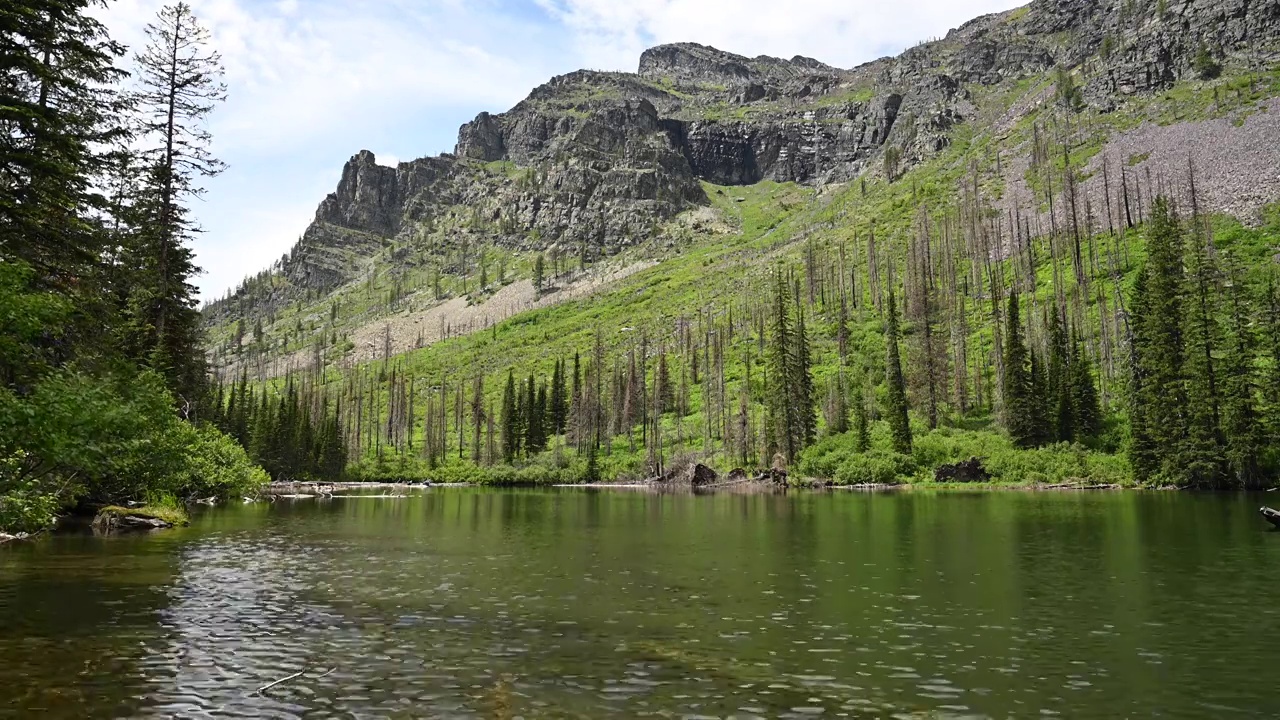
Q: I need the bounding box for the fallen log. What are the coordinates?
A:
[1260,506,1280,529]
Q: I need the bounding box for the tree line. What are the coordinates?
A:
[226,113,1280,490]
[1,1,264,533]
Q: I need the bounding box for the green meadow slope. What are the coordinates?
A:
[204,0,1280,487]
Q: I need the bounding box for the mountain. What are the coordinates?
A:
[202,0,1280,487]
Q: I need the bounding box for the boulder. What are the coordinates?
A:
[657,462,719,486]
[934,457,990,483]
[91,508,185,533]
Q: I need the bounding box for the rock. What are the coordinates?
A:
[656,462,719,486]
[0,532,28,544]
[206,0,1280,328]
[727,468,749,482]
[91,509,182,532]
[934,457,991,483]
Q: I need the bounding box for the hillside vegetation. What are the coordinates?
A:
[203,0,1280,489]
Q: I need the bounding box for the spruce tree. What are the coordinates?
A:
[531,382,548,453]
[1047,310,1073,442]
[533,253,546,296]
[1127,272,1159,482]
[0,0,126,284]
[1182,224,1226,486]
[853,377,871,453]
[501,370,517,463]
[1222,272,1265,488]
[1068,334,1102,442]
[826,366,849,435]
[522,373,537,455]
[766,269,798,461]
[793,305,817,448]
[551,359,568,434]
[656,353,674,415]
[1266,276,1280,444]
[1002,293,1039,448]
[1130,197,1190,485]
[126,2,227,405]
[884,289,912,455]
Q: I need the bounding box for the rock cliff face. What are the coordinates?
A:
[269,0,1280,296]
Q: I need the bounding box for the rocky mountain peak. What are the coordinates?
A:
[239,0,1280,306]
[637,42,755,84]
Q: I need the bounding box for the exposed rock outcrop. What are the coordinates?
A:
[206,0,1280,325]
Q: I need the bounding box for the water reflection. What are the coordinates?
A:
[2,490,1279,717]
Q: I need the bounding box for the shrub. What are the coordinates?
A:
[1194,45,1221,80]
[182,424,271,500]
[834,451,918,485]
[0,369,268,533]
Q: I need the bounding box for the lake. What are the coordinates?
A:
[2,488,1279,718]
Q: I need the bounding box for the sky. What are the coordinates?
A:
[98,0,1026,302]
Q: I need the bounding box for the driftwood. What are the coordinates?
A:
[1260,506,1280,528]
[253,667,334,696]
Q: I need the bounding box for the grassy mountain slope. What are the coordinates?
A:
[204,0,1280,486]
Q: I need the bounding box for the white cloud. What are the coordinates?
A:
[534,0,1028,72]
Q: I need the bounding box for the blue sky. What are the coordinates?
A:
[100,0,1025,301]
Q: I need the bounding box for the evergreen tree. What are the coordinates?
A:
[1127,273,1160,481]
[500,370,517,463]
[533,253,546,296]
[1068,334,1102,442]
[124,2,227,406]
[529,382,547,453]
[793,304,817,448]
[1222,272,1265,488]
[1266,276,1280,443]
[0,0,126,284]
[1002,293,1040,448]
[826,366,849,435]
[1182,223,1226,485]
[471,374,485,463]
[1129,198,1190,484]
[1047,309,1073,442]
[656,353,674,416]
[884,289,912,455]
[766,269,798,461]
[853,376,871,453]
[550,359,568,434]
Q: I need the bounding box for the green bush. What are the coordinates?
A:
[182,424,271,500]
[0,369,267,533]
[796,422,1133,487]
[833,450,918,485]
[1194,45,1221,80]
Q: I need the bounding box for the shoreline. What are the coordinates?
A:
[255,478,1251,495]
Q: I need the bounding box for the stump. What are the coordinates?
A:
[934,457,990,483]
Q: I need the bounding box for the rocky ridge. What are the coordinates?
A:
[213,0,1280,319]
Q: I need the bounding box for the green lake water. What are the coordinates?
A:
[2,488,1279,718]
